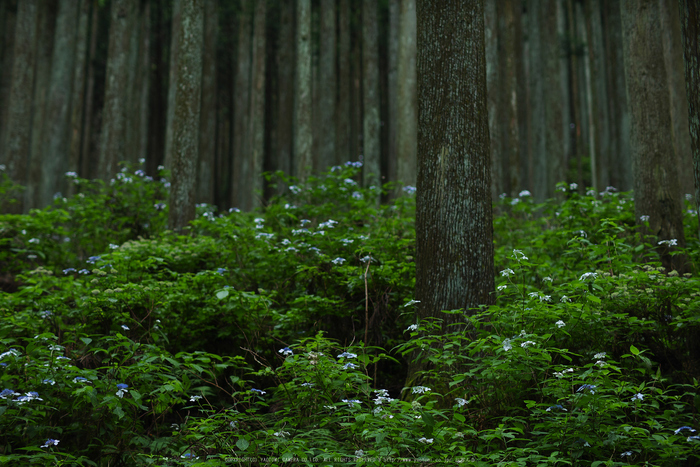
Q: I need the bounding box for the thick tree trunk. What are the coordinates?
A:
[197,0,217,205]
[414,0,494,327]
[168,0,203,232]
[0,0,16,139]
[387,0,399,188]
[362,0,381,192]
[1,0,37,213]
[396,0,417,190]
[621,0,687,272]
[39,0,80,206]
[677,0,700,235]
[294,0,312,180]
[528,0,546,201]
[98,0,136,181]
[318,0,337,172]
[80,1,99,180]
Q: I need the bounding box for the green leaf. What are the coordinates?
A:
[216,290,229,300]
[454,413,465,423]
[630,345,639,355]
[236,437,249,451]
[114,406,125,419]
[80,337,92,346]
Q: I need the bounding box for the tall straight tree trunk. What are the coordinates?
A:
[412,0,494,388]
[318,0,337,172]
[484,0,500,200]
[621,0,687,271]
[80,1,99,180]
[396,0,417,189]
[585,0,611,190]
[677,0,700,235]
[566,0,584,192]
[580,0,596,189]
[274,0,294,186]
[146,0,169,177]
[660,0,694,200]
[168,0,203,232]
[603,0,632,191]
[247,0,265,209]
[0,0,16,138]
[387,0,399,188]
[231,0,251,208]
[294,0,312,180]
[39,0,79,206]
[124,0,142,165]
[1,0,37,213]
[543,0,565,195]
[164,0,182,170]
[98,0,136,181]
[197,0,217,205]
[336,0,351,165]
[499,0,523,196]
[26,0,56,210]
[67,0,90,187]
[528,0,546,201]
[362,0,381,191]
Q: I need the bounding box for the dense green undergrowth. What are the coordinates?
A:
[0,163,699,466]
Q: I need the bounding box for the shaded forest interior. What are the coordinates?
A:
[0,0,695,213]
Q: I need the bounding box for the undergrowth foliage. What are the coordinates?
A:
[0,163,698,466]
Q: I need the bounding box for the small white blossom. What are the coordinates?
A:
[406,324,419,332]
[543,276,553,282]
[411,386,431,394]
[503,339,512,351]
[631,393,644,401]
[456,398,469,407]
[519,190,531,197]
[579,272,598,281]
[658,239,678,246]
[560,295,570,303]
[555,320,566,328]
[500,268,515,277]
[404,300,421,307]
[521,341,535,348]
[570,183,578,190]
[497,284,507,291]
[331,257,346,265]
[512,249,528,260]
[640,215,650,222]
[418,437,434,444]
[594,352,606,359]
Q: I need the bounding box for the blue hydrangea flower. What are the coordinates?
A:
[0,389,19,399]
[86,256,101,264]
[42,379,55,385]
[343,363,357,370]
[78,269,90,275]
[40,439,60,448]
[546,404,567,412]
[675,426,697,435]
[337,352,357,359]
[73,377,90,384]
[116,383,129,398]
[250,388,266,395]
[577,384,597,394]
[63,268,76,274]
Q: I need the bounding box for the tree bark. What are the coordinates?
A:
[1,0,37,213]
[484,0,500,200]
[39,0,80,206]
[396,0,417,190]
[197,0,217,205]
[660,0,694,201]
[387,0,399,189]
[247,0,266,209]
[231,0,251,208]
[318,0,337,172]
[294,0,312,181]
[67,0,90,190]
[414,0,494,329]
[273,0,294,189]
[336,0,351,165]
[80,1,99,180]
[677,0,700,236]
[362,0,381,192]
[621,0,687,272]
[168,0,203,232]
[98,0,136,181]
[164,0,182,170]
[0,0,16,139]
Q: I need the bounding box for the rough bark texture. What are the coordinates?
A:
[387,0,399,188]
[660,0,694,200]
[197,0,217,205]
[231,0,251,208]
[294,0,312,180]
[414,0,495,327]
[362,0,381,191]
[318,0,337,171]
[677,0,700,235]
[396,0,417,189]
[39,0,80,206]
[1,0,37,213]
[98,0,135,181]
[621,0,687,271]
[0,0,16,138]
[168,0,203,232]
[80,1,99,180]
[528,0,546,201]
